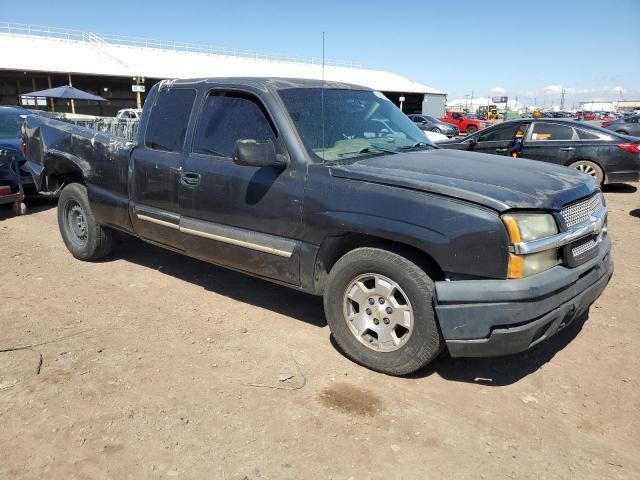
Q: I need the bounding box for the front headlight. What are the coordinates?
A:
[502,213,559,278]
[502,213,558,242]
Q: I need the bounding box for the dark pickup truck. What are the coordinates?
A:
[24,78,613,375]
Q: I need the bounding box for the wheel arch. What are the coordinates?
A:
[567,158,607,184]
[38,151,88,193]
[313,232,445,295]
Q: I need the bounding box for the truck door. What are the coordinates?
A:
[178,90,303,285]
[130,87,197,249]
[520,122,577,166]
[451,112,463,127]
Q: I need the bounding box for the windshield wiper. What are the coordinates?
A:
[337,146,398,157]
[398,142,432,151]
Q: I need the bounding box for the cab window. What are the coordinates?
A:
[145,88,196,152]
[529,123,575,141]
[193,92,277,158]
[576,128,601,140]
[478,123,524,142]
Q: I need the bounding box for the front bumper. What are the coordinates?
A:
[434,236,613,357]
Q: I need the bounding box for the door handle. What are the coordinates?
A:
[180,171,201,187]
[560,147,575,151]
[495,148,508,153]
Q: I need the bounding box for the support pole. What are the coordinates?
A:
[68,74,76,114]
[48,75,55,112]
[32,78,38,110]
[136,76,142,109]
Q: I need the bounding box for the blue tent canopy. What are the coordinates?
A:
[22,85,106,101]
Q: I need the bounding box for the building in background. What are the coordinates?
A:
[0,22,446,117]
[446,96,524,113]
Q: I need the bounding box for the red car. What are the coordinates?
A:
[575,111,597,121]
[440,111,488,134]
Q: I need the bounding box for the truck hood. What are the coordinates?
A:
[328,149,597,212]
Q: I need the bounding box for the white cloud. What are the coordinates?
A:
[614,86,626,93]
[489,87,506,94]
[542,84,564,94]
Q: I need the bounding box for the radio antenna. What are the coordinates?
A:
[321,31,325,161]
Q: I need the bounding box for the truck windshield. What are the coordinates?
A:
[279,88,435,161]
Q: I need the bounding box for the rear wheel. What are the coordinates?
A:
[431,127,441,133]
[569,160,605,185]
[58,183,113,260]
[466,125,477,135]
[616,130,629,135]
[324,247,443,375]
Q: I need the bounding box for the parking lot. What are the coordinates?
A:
[0,184,638,480]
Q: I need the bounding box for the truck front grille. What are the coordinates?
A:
[560,194,604,228]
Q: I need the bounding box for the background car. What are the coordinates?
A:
[603,115,640,136]
[407,114,459,137]
[438,119,640,185]
[423,130,449,143]
[574,111,597,121]
[116,108,143,120]
[0,106,34,192]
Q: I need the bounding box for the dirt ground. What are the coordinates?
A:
[1,184,639,480]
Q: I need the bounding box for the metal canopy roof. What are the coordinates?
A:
[0,23,445,96]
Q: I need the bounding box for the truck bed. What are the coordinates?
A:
[24,114,135,231]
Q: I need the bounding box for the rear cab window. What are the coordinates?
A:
[529,122,575,141]
[192,92,277,158]
[145,88,197,152]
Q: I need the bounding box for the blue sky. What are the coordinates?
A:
[3,0,639,105]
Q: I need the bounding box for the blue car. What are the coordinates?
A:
[0,106,34,192]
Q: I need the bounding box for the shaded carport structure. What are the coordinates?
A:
[0,22,446,117]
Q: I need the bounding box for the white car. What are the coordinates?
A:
[116,108,143,120]
[424,130,449,143]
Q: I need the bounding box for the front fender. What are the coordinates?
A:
[304,170,511,280]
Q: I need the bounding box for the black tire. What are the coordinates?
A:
[431,127,441,133]
[57,183,113,260]
[12,201,26,216]
[569,160,605,186]
[466,125,477,135]
[616,130,629,135]
[324,247,443,375]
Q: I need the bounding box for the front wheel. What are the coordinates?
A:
[324,247,443,375]
[616,130,629,135]
[466,125,477,135]
[569,160,605,185]
[431,127,441,133]
[58,183,113,260]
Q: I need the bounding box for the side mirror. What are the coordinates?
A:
[232,139,287,169]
